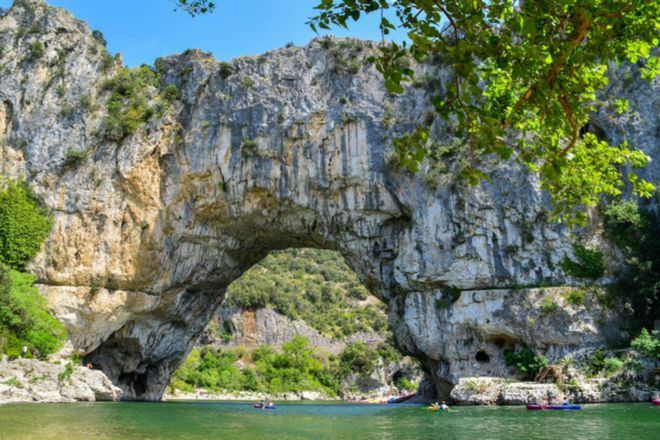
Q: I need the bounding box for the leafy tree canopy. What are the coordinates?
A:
[178,1,659,224]
[0,180,52,270]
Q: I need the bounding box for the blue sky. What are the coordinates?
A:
[0,0,406,66]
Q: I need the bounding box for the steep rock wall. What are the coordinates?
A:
[0,0,657,400]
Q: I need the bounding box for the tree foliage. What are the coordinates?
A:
[631,328,660,359]
[0,181,52,270]
[173,0,216,16]
[177,1,659,222]
[308,1,659,224]
[169,336,404,395]
[0,267,67,359]
[504,348,548,380]
[225,248,387,339]
[602,199,660,328]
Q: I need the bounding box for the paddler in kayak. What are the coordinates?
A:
[440,401,450,411]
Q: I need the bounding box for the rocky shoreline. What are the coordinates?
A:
[163,389,341,402]
[3,356,657,406]
[450,377,659,405]
[0,357,121,405]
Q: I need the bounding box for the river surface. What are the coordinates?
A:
[0,401,658,440]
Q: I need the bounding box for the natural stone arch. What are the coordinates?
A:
[1,0,650,402]
[76,114,413,400]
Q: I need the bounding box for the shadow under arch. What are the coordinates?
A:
[84,206,412,400]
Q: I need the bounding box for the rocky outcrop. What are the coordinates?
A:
[0,0,657,401]
[202,305,386,351]
[449,350,660,405]
[392,286,627,397]
[0,357,122,404]
[203,306,335,349]
[450,375,659,406]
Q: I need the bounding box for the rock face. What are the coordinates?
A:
[202,305,386,352]
[205,306,337,349]
[0,356,122,404]
[0,0,657,400]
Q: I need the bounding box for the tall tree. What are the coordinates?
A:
[177,0,660,223]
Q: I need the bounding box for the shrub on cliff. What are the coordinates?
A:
[560,244,605,279]
[631,329,660,359]
[602,199,660,329]
[504,348,548,380]
[0,181,52,270]
[99,66,163,141]
[0,267,67,359]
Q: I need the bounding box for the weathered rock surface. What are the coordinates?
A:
[0,356,122,404]
[203,306,336,349]
[450,375,659,406]
[449,350,660,405]
[0,0,657,401]
[202,305,386,352]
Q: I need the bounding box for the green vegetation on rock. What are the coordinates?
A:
[0,180,65,360]
[631,329,660,359]
[225,249,387,339]
[602,199,660,329]
[99,66,167,142]
[0,267,66,359]
[562,289,586,306]
[26,41,44,62]
[561,243,605,279]
[0,181,52,270]
[585,349,625,377]
[169,336,402,396]
[504,348,548,380]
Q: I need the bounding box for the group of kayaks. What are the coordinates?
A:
[526,399,660,411]
[526,404,581,410]
[252,398,660,411]
[253,403,276,410]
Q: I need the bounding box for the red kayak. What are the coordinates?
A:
[527,404,581,410]
[652,399,660,406]
[253,404,276,409]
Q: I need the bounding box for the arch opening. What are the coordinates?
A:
[164,247,422,400]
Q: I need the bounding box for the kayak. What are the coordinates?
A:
[253,404,276,409]
[527,404,581,410]
[652,399,660,406]
[427,407,450,412]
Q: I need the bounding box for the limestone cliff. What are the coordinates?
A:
[0,0,657,400]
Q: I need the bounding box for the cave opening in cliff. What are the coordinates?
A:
[166,247,422,400]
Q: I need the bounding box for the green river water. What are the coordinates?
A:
[0,401,657,440]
